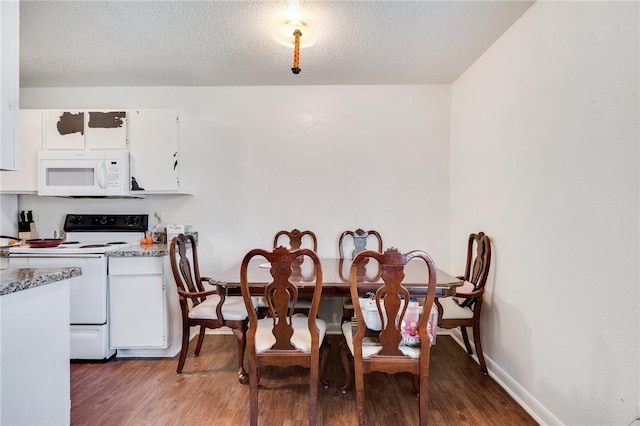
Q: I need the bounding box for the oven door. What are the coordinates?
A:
[10,254,108,324]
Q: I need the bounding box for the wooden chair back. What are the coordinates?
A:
[338,228,383,259]
[349,247,437,425]
[170,233,212,312]
[463,232,491,289]
[240,246,325,425]
[274,228,318,251]
[338,229,383,282]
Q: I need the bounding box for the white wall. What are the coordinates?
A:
[18,85,451,277]
[450,2,639,425]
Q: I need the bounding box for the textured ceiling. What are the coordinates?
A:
[20,0,534,88]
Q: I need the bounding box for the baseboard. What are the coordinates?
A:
[116,344,180,358]
[446,331,562,425]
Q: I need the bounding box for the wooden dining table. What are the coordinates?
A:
[212,257,463,298]
[211,256,462,384]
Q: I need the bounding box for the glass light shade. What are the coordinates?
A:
[272,20,317,48]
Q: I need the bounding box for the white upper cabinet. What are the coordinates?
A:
[128,109,192,194]
[0,0,19,171]
[43,110,128,150]
[0,110,43,194]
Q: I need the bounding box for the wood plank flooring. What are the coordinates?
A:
[71,334,537,425]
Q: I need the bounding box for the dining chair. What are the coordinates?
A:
[169,233,250,382]
[274,228,318,252]
[240,246,330,426]
[434,231,492,375]
[340,247,437,426]
[338,228,383,322]
[272,228,318,315]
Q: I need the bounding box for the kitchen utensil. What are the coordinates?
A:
[25,238,63,248]
[27,210,34,223]
[18,211,29,232]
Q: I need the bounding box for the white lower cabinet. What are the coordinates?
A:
[109,256,168,350]
[0,279,71,426]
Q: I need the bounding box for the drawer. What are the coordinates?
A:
[109,256,164,275]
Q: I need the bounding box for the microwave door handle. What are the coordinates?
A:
[97,160,107,189]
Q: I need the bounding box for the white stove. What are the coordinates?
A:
[9,214,148,360]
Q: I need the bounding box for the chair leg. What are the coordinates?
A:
[419,368,429,426]
[231,321,249,384]
[320,340,331,389]
[309,357,319,426]
[248,362,259,426]
[472,323,488,375]
[460,326,473,355]
[354,364,366,426]
[194,326,207,356]
[176,321,190,373]
[339,340,352,393]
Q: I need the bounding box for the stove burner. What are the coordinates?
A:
[79,244,108,249]
[107,241,128,245]
[61,241,80,245]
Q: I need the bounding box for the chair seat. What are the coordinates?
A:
[437,296,475,320]
[256,315,327,354]
[341,321,421,359]
[189,295,249,321]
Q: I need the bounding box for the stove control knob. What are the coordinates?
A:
[70,216,84,225]
[124,216,139,226]
[99,216,109,225]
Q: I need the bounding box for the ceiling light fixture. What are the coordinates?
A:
[273,19,314,75]
[272,0,316,75]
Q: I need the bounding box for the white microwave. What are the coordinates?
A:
[38,150,130,196]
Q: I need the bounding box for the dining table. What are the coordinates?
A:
[212,257,463,298]
[211,256,462,384]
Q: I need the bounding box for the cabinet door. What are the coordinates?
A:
[128,109,180,192]
[43,110,128,150]
[109,274,167,348]
[85,111,128,150]
[0,110,42,193]
[44,110,85,149]
[0,0,19,171]
[109,256,167,349]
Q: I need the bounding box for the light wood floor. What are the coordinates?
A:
[71,334,537,425]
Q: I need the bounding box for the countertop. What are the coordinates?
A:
[107,243,169,257]
[0,267,82,296]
